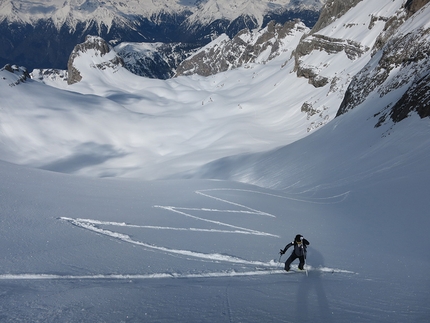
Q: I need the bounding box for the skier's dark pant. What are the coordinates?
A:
[284,253,305,271]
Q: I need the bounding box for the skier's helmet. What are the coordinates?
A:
[295,234,303,242]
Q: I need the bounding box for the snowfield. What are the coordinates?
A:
[0,153,429,322]
[0,0,429,322]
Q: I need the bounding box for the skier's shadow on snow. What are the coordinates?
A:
[297,247,333,322]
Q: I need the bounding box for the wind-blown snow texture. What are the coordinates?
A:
[0,0,429,322]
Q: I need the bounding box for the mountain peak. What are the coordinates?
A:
[176,20,309,77]
[0,0,325,70]
[67,35,124,85]
[0,0,326,30]
[0,64,30,86]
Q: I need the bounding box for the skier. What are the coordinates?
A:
[280,234,309,271]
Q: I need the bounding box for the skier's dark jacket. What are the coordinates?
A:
[282,238,309,257]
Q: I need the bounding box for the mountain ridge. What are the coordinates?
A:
[0,0,429,181]
[0,0,324,70]
[0,1,325,29]
[186,0,430,187]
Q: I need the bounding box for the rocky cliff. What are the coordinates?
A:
[310,0,363,34]
[175,20,308,77]
[337,0,430,125]
[67,36,124,85]
[292,0,366,88]
[0,64,30,87]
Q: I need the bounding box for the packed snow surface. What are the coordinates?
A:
[0,145,429,322]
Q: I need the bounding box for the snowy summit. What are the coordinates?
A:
[0,0,324,30]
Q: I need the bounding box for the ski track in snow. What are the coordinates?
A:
[59,189,280,268]
[6,188,354,281]
[0,267,356,281]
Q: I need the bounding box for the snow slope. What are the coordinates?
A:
[0,0,403,180]
[0,122,429,322]
[1,43,326,179]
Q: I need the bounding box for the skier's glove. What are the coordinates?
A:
[279,249,285,255]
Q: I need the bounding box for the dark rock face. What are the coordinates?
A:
[116,42,200,79]
[310,0,364,34]
[404,0,430,17]
[389,72,430,122]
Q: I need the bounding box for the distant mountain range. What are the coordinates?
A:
[2,0,428,181]
[0,0,325,70]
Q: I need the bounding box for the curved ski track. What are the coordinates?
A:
[2,188,355,280]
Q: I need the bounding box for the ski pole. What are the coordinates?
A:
[304,249,308,276]
[278,251,283,268]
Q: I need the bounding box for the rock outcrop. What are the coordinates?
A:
[337,1,430,125]
[292,0,368,88]
[405,0,430,17]
[310,0,364,34]
[293,34,369,88]
[67,35,124,85]
[175,20,308,77]
[0,64,30,86]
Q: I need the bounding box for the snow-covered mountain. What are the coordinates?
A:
[0,0,324,28]
[115,41,197,79]
[1,0,430,322]
[66,35,124,85]
[64,18,310,79]
[337,1,430,125]
[0,0,324,70]
[188,0,430,188]
[2,0,428,181]
[176,20,308,77]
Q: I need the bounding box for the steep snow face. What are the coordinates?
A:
[290,0,405,129]
[310,0,364,33]
[295,0,406,80]
[337,2,430,124]
[189,1,430,190]
[0,151,429,322]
